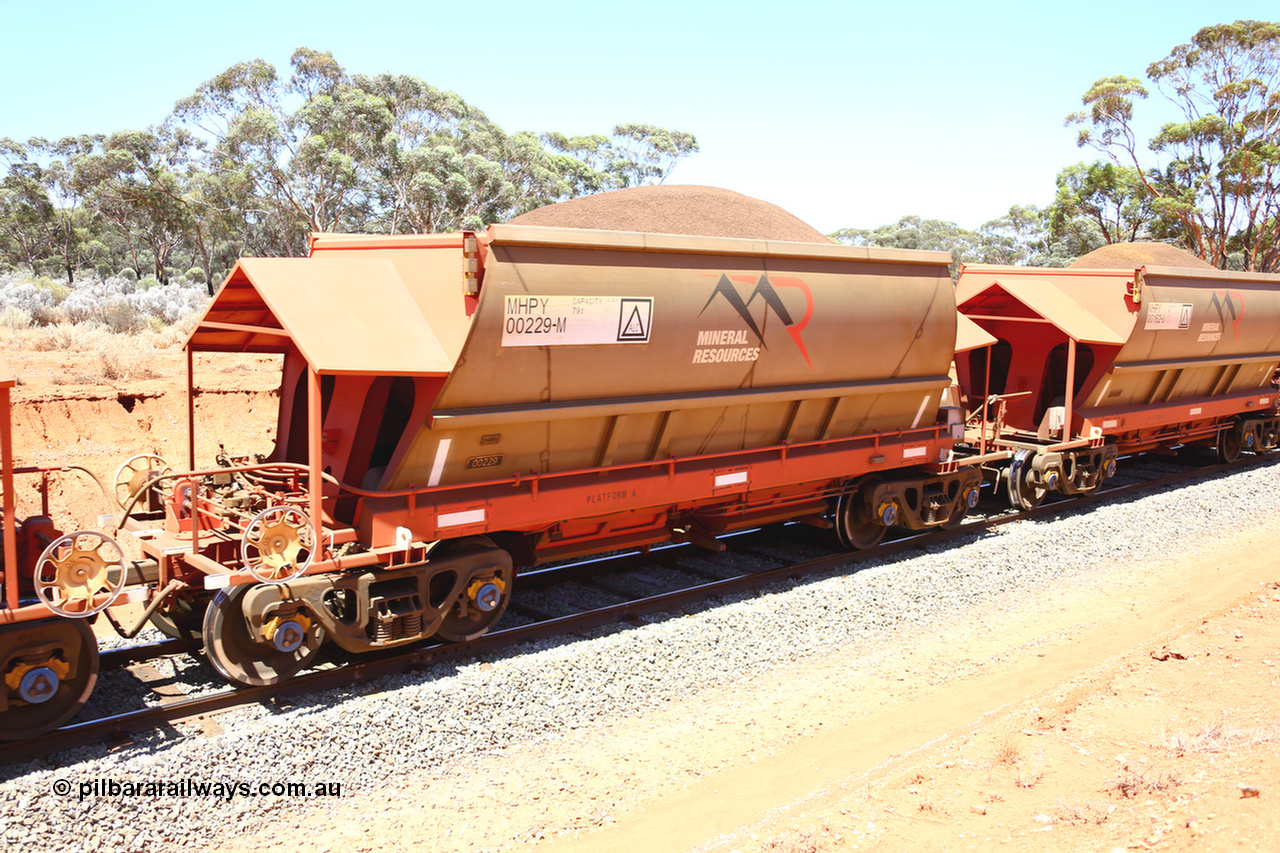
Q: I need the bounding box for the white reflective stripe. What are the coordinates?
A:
[427,438,452,487]
[120,586,148,604]
[715,471,748,488]
[438,508,486,528]
[1098,379,1111,401]
[204,573,236,590]
[1262,397,1272,406]
[911,395,932,429]
[902,446,927,459]
[1190,407,1202,416]
[1103,419,1118,429]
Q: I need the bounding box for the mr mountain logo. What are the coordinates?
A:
[1208,290,1244,340]
[694,274,814,368]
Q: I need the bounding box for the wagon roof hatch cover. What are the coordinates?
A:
[186,256,454,375]
[958,276,1128,345]
[954,312,998,353]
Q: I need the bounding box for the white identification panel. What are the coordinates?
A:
[1144,302,1193,330]
[502,295,652,346]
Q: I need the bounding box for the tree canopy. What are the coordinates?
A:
[0,48,698,290]
[7,23,1280,291]
[1066,20,1280,271]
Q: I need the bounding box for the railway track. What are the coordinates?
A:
[2,449,1271,766]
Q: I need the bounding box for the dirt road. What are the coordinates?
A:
[215,509,1280,853]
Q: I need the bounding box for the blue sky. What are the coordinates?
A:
[1,0,1276,233]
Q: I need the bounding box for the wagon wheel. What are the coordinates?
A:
[240,506,314,584]
[33,531,127,617]
[202,584,324,687]
[0,620,99,741]
[1217,425,1242,463]
[113,454,172,511]
[1005,450,1046,511]
[434,539,514,643]
[148,593,210,641]
[834,479,885,551]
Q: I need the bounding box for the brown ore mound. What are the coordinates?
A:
[1069,241,1214,269]
[507,185,833,243]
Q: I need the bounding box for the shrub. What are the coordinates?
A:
[0,306,33,330]
[100,302,144,334]
[128,281,208,323]
[0,283,59,325]
[120,268,138,282]
[185,267,207,285]
[24,276,70,304]
[61,279,130,323]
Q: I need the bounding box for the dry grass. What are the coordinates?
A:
[1109,766,1181,798]
[991,727,1022,766]
[37,331,160,384]
[1,318,198,385]
[1053,800,1112,825]
[1161,717,1280,755]
[0,312,196,353]
[1014,762,1046,789]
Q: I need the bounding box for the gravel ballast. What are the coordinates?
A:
[2,458,1278,850]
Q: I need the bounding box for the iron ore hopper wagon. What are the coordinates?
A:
[953,263,1280,508]
[113,225,991,688]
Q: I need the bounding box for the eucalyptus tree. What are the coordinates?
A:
[354,72,525,233]
[830,215,981,258]
[23,136,113,283]
[65,129,208,284]
[541,124,700,190]
[1048,161,1156,249]
[1068,20,1280,270]
[0,139,55,271]
[975,205,1064,267]
[172,48,390,256]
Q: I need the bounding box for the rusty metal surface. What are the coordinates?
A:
[956,267,1129,345]
[400,225,958,490]
[188,256,454,375]
[955,264,1280,439]
[955,313,997,354]
[10,452,1259,763]
[178,224,964,567]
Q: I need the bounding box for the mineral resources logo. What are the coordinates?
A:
[694,274,814,368]
[1208,290,1244,340]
